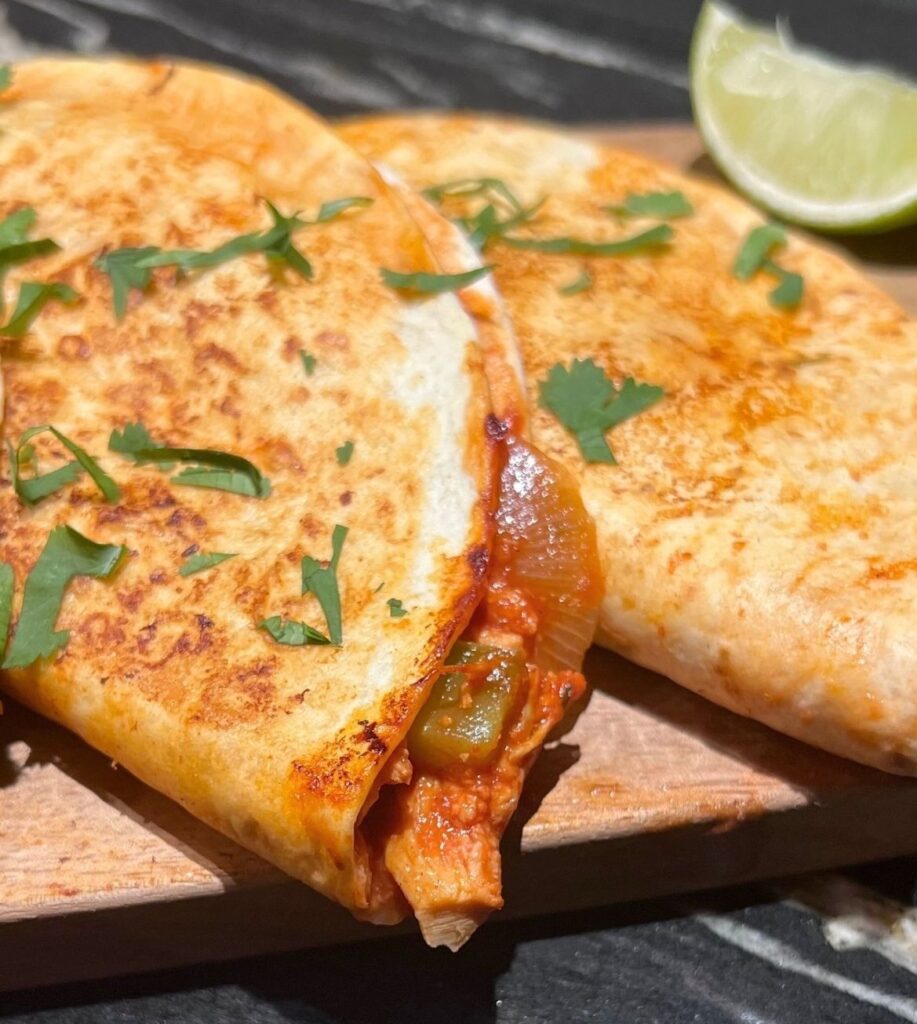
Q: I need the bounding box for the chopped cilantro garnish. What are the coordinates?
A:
[7,438,80,505]
[606,191,694,220]
[8,424,120,506]
[733,224,804,309]
[504,224,673,256]
[0,208,61,314]
[2,525,126,669]
[336,441,354,466]
[93,247,159,321]
[301,524,347,646]
[0,236,56,269]
[733,223,786,280]
[258,615,332,647]
[0,208,36,248]
[0,561,13,662]
[0,66,11,92]
[143,203,308,275]
[422,178,525,213]
[764,261,804,309]
[107,422,166,466]
[170,466,271,498]
[2,281,79,337]
[458,199,545,249]
[538,358,664,464]
[179,551,236,577]
[380,265,492,295]
[559,270,592,296]
[386,598,407,618]
[97,196,374,318]
[421,177,544,249]
[299,350,317,376]
[109,422,271,498]
[315,196,373,222]
[423,178,675,256]
[95,200,315,319]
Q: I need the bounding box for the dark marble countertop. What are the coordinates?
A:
[2,0,916,1021]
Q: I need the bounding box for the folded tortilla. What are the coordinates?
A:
[0,65,601,948]
[341,113,917,775]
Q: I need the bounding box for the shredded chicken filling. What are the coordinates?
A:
[357,437,603,948]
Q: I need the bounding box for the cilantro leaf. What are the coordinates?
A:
[31,425,119,503]
[8,424,119,505]
[95,201,315,319]
[94,246,160,321]
[336,441,354,466]
[733,223,786,280]
[606,191,694,220]
[301,524,347,646]
[0,208,61,315]
[2,525,126,669]
[2,281,79,337]
[7,438,80,505]
[0,237,59,270]
[380,265,492,295]
[109,423,271,498]
[315,196,373,222]
[764,260,804,309]
[422,178,525,213]
[179,551,236,577]
[258,202,312,280]
[171,466,271,498]
[0,66,11,92]
[733,225,803,309]
[135,203,311,278]
[504,224,673,256]
[299,350,316,376]
[538,359,664,464]
[0,208,36,248]
[0,561,14,663]
[420,178,545,249]
[386,598,407,618]
[108,422,169,466]
[559,270,592,296]
[258,614,331,647]
[461,200,545,250]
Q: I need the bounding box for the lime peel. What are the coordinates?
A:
[690,0,917,233]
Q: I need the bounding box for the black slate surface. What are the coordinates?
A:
[1,0,916,1021]
[4,875,917,1023]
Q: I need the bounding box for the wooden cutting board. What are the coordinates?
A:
[2,123,917,993]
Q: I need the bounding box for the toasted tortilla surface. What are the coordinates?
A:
[341,113,917,774]
[0,64,496,914]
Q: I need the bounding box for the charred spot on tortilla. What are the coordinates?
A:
[484,414,510,441]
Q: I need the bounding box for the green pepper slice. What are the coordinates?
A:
[408,641,526,772]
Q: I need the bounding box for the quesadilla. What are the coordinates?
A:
[0,64,602,949]
[341,113,917,775]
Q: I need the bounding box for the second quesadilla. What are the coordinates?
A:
[342,112,917,775]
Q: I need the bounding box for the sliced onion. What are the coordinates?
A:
[495,440,603,672]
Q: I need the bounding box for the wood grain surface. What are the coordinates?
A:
[2,123,916,992]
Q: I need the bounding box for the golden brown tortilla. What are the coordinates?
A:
[0,61,499,917]
[0,66,603,950]
[342,112,917,774]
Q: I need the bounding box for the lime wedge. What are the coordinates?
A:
[690,0,917,232]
